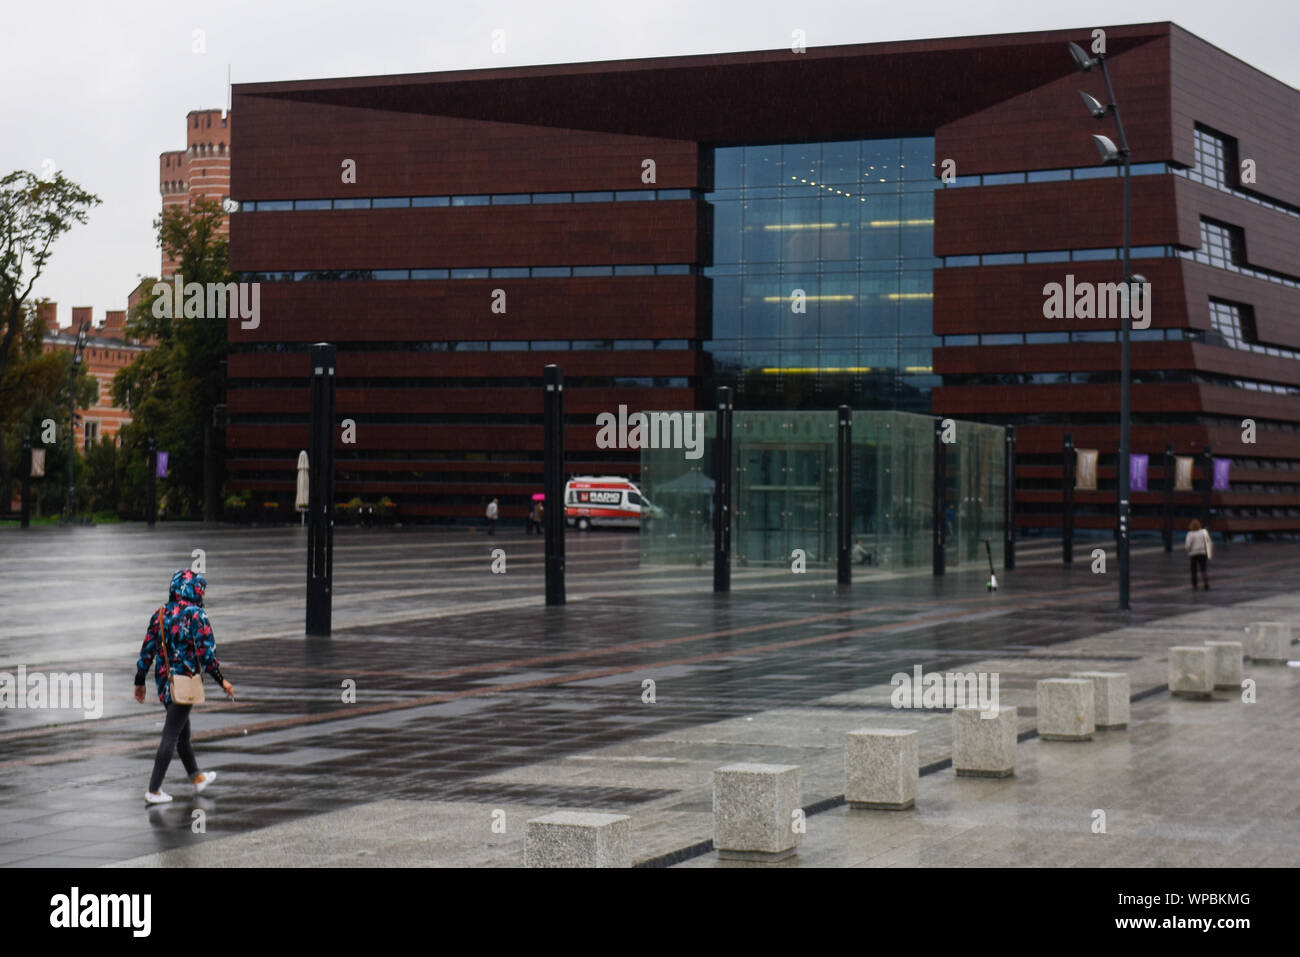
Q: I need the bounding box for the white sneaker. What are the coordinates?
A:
[193,771,217,793]
[145,789,173,804]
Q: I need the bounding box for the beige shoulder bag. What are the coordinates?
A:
[156,607,206,705]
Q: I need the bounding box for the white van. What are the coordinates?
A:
[564,476,663,530]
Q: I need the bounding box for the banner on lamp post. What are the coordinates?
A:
[30,449,45,477]
[1075,449,1098,491]
[1130,454,1149,492]
[1213,458,1231,491]
[156,451,169,478]
[1174,456,1194,491]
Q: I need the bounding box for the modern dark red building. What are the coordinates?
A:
[227,21,1300,535]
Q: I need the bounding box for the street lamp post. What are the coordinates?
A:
[66,319,90,523]
[1070,40,1133,611]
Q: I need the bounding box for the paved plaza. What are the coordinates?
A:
[0,523,1296,867]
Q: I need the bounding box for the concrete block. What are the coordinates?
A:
[1069,671,1130,729]
[1245,622,1289,664]
[1203,641,1244,689]
[713,763,802,861]
[1036,679,1095,740]
[525,810,631,868]
[1169,646,1213,698]
[952,705,1017,777]
[845,729,918,810]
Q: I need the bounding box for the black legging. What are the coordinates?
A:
[1190,554,1208,589]
[148,702,200,792]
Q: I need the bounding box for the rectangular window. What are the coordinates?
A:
[412,196,450,207]
[532,192,570,204]
[1027,250,1070,263]
[982,172,1026,186]
[1073,166,1118,179]
[981,253,1023,266]
[294,199,332,210]
[372,197,411,208]
[1027,169,1071,182]
[332,198,371,209]
[656,188,692,200]
[450,268,489,279]
[531,341,569,350]
[490,267,529,278]
[1191,125,1235,188]
[83,421,99,451]
[258,200,292,211]
[530,267,570,278]
[981,333,1023,345]
[411,269,450,280]
[451,195,489,206]
[489,341,529,350]
[1072,248,1116,261]
[491,194,529,205]
[944,335,978,346]
[946,255,980,267]
[373,270,409,280]
[655,264,691,275]
[1199,218,1245,267]
[614,265,654,276]
[573,191,613,203]
[572,266,613,277]
[1025,332,1069,344]
[615,190,653,202]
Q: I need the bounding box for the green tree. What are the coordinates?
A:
[113,197,230,520]
[0,170,101,505]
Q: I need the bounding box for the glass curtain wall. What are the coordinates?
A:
[639,411,1004,572]
[704,138,942,412]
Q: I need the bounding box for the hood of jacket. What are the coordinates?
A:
[169,568,206,606]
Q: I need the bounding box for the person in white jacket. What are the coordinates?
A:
[1184,518,1212,591]
[485,498,499,535]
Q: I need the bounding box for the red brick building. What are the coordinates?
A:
[39,303,148,449]
[159,109,233,277]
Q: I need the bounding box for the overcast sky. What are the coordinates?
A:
[4,0,1296,325]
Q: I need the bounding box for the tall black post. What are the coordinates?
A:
[543,364,566,606]
[932,417,946,577]
[1201,446,1213,532]
[836,405,852,585]
[306,343,337,636]
[20,437,31,529]
[713,386,733,593]
[1004,425,1016,571]
[147,439,157,529]
[1062,432,1074,565]
[1162,443,1174,552]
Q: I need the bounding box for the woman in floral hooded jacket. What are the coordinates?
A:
[134,569,235,804]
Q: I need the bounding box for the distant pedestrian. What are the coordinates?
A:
[530,501,544,535]
[852,538,868,564]
[1185,518,1212,591]
[486,498,499,535]
[134,569,234,804]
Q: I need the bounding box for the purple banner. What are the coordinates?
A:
[156,451,169,478]
[1213,457,1231,491]
[1129,454,1148,492]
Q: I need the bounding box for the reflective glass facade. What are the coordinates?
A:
[704,137,942,412]
[639,410,1005,572]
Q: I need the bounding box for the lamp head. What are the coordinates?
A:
[1092,133,1122,164]
[1068,41,1098,72]
[1078,90,1108,119]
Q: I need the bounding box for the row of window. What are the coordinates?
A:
[235,188,696,212]
[1180,125,1300,219]
[231,339,693,353]
[943,370,1299,394]
[943,161,1169,187]
[236,264,696,282]
[943,245,1170,267]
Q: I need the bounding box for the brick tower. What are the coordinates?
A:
[158,108,232,278]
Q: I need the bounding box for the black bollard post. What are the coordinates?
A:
[1062,433,1074,565]
[306,343,337,636]
[543,364,566,606]
[20,436,31,529]
[1004,425,1016,571]
[713,387,733,593]
[1162,443,1174,552]
[933,418,946,577]
[837,405,852,585]
[147,439,157,529]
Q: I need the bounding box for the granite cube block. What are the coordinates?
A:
[1037,679,1095,740]
[1204,641,1243,688]
[845,729,919,810]
[1169,646,1213,698]
[1245,622,1289,664]
[713,763,802,861]
[525,811,631,868]
[952,705,1017,777]
[1069,671,1130,729]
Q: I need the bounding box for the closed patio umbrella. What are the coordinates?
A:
[295,450,310,525]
